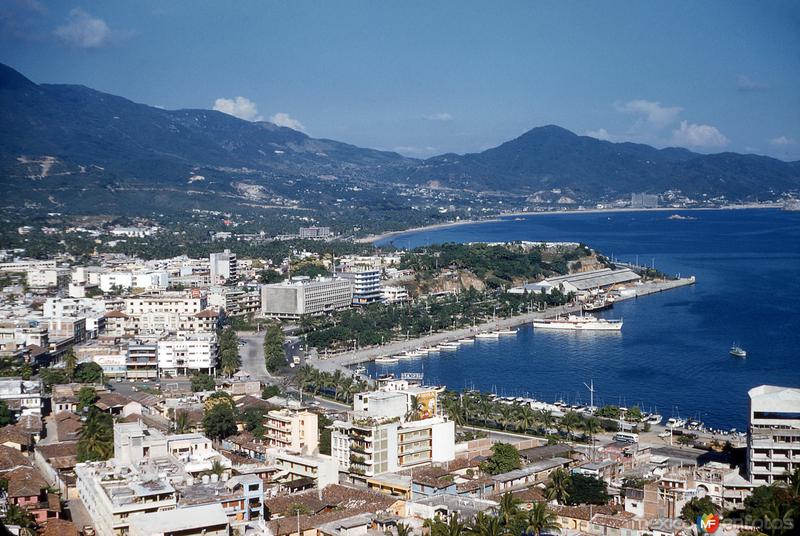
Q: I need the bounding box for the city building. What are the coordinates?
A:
[129,503,230,536]
[209,249,238,284]
[261,277,353,320]
[26,268,70,289]
[630,192,660,208]
[299,226,331,239]
[126,342,159,380]
[157,333,218,377]
[747,385,800,485]
[338,269,382,306]
[0,377,43,416]
[381,285,409,304]
[263,408,319,453]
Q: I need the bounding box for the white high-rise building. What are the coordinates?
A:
[261,277,352,319]
[209,249,238,284]
[157,333,218,377]
[747,385,800,485]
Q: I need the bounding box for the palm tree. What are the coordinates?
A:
[497,492,520,527]
[520,502,561,536]
[64,349,77,382]
[207,459,226,477]
[545,468,572,505]
[469,512,509,536]
[174,410,190,433]
[497,404,514,431]
[537,409,554,434]
[429,513,467,536]
[328,370,343,399]
[396,522,413,536]
[515,406,537,433]
[560,411,582,440]
[337,376,353,402]
[786,467,800,499]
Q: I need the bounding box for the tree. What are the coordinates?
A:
[77,386,97,412]
[207,459,226,477]
[566,474,610,506]
[681,496,717,523]
[519,502,561,536]
[676,434,694,447]
[262,384,281,399]
[0,400,13,426]
[480,443,521,475]
[545,468,572,504]
[64,349,77,382]
[173,410,191,433]
[560,411,583,440]
[318,414,333,455]
[203,402,238,440]
[263,324,286,373]
[424,513,466,536]
[3,503,38,531]
[40,368,69,393]
[241,407,266,438]
[218,328,241,377]
[626,405,643,422]
[75,362,103,384]
[497,492,520,527]
[191,373,216,392]
[203,391,235,412]
[77,408,114,462]
[470,512,509,536]
[396,522,413,536]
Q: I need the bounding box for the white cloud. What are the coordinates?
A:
[737,75,769,92]
[54,8,113,48]
[671,121,729,148]
[269,112,306,132]
[615,99,682,127]
[423,112,453,121]
[213,96,264,122]
[585,128,611,141]
[769,135,797,146]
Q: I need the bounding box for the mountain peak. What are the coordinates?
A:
[0,63,37,91]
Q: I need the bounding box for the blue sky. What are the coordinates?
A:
[3,0,799,159]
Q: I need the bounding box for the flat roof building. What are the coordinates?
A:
[261,277,352,320]
[748,385,800,485]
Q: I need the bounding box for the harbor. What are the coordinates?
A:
[306,276,696,374]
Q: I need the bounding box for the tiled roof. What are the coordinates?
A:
[16,414,43,434]
[552,504,619,521]
[195,309,220,318]
[104,310,129,318]
[0,425,31,446]
[55,413,83,441]
[0,444,32,473]
[38,518,79,536]
[5,466,48,498]
[36,441,79,461]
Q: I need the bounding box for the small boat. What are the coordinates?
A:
[353,366,367,375]
[646,414,663,425]
[495,328,518,336]
[458,338,475,344]
[666,417,686,429]
[374,356,399,364]
[730,344,747,358]
[475,332,500,339]
[438,342,460,350]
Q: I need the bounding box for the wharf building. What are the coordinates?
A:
[747,385,800,485]
[260,276,353,320]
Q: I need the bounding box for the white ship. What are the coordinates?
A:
[475,332,500,339]
[532,314,623,331]
[438,341,461,350]
[374,356,399,364]
[495,328,518,336]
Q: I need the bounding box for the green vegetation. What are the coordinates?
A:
[74,362,104,383]
[0,400,13,426]
[241,407,268,439]
[424,496,560,536]
[77,408,114,462]
[565,473,611,506]
[681,496,718,523]
[203,393,238,440]
[728,469,800,535]
[479,443,521,475]
[191,373,216,392]
[263,324,287,373]
[545,468,572,504]
[261,384,281,399]
[64,349,77,382]
[218,328,241,377]
[318,413,333,455]
[77,386,97,412]
[295,365,371,404]
[2,503,38,532]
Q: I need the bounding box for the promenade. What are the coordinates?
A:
[306,277,695,375]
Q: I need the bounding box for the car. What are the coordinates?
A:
[658,430,671,438]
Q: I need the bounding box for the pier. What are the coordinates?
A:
[306,276,696,376]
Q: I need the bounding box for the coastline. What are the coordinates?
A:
[362,203,781,245]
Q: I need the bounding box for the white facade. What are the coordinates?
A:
[157,333,218,376]
[381,285,409,304]
[338,269,382,305]
[0,378,43,416]
[27,268,69,288]
[209,249,237,284]
[261,277,353,319]
[748,385,800,485]
[99,271,170,292]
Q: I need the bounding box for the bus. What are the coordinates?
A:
[613,432,639,443]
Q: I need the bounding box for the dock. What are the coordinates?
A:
[305,277,695,376]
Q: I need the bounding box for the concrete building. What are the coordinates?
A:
[261,277,353,320]
[381,285,409,304]
[27,268,70,289]
[748,385,800,485]
[263,409,319,454]
[0,377,43,416]
[129,503,230,536]
[126,342,159,380]
[209,249,238,284]
[338,269,382,306]
[157,333,218,377]
[299,226,331,239]
[630,192,660,208]
[271,449,339,488]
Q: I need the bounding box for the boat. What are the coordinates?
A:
[532,314,623,331]
[458,338,475,344]
[438,342,460,350]
[495,328,518,336]
[665,417,686,429]
[374,356,399,364]
[730,344,747,358]
[353,366,367,375]
[646,414,663,425]
[475,332,500,339]
[582,295,614,312]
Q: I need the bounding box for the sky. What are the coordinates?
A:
[2,0,800,160]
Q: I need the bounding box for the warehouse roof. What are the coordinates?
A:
[543,268,640,291]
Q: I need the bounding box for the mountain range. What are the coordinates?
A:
[1,62,798,217]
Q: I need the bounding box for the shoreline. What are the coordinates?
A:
[362,203,781,245]
[306,277,696,374]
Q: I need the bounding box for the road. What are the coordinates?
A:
[237,332,269,381]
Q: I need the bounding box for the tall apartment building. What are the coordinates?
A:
[747,385,800,485]
[209,249,238,284]
[26,268,70,289]
[263,408,319,453]
[331,382,455,482]
[338,269,382,306]
[126,342,159,379]
[117,292,217,335]
[261,277,353,319]
[157,333,218,377]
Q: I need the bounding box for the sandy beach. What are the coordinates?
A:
[361,203,780,245]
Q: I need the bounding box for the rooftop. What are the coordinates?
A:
[129,503,228,533]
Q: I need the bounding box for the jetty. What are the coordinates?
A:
[306,276,696,376]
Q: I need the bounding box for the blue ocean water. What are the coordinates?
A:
[371,209,800,430]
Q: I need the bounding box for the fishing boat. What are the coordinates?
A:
[458,338,475,344]
[438,341,460,350]
[495,328,518,336]
[646,414,663,425]
[730,344,747,358]
[475,332,500,339]
[374,356,399,364]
